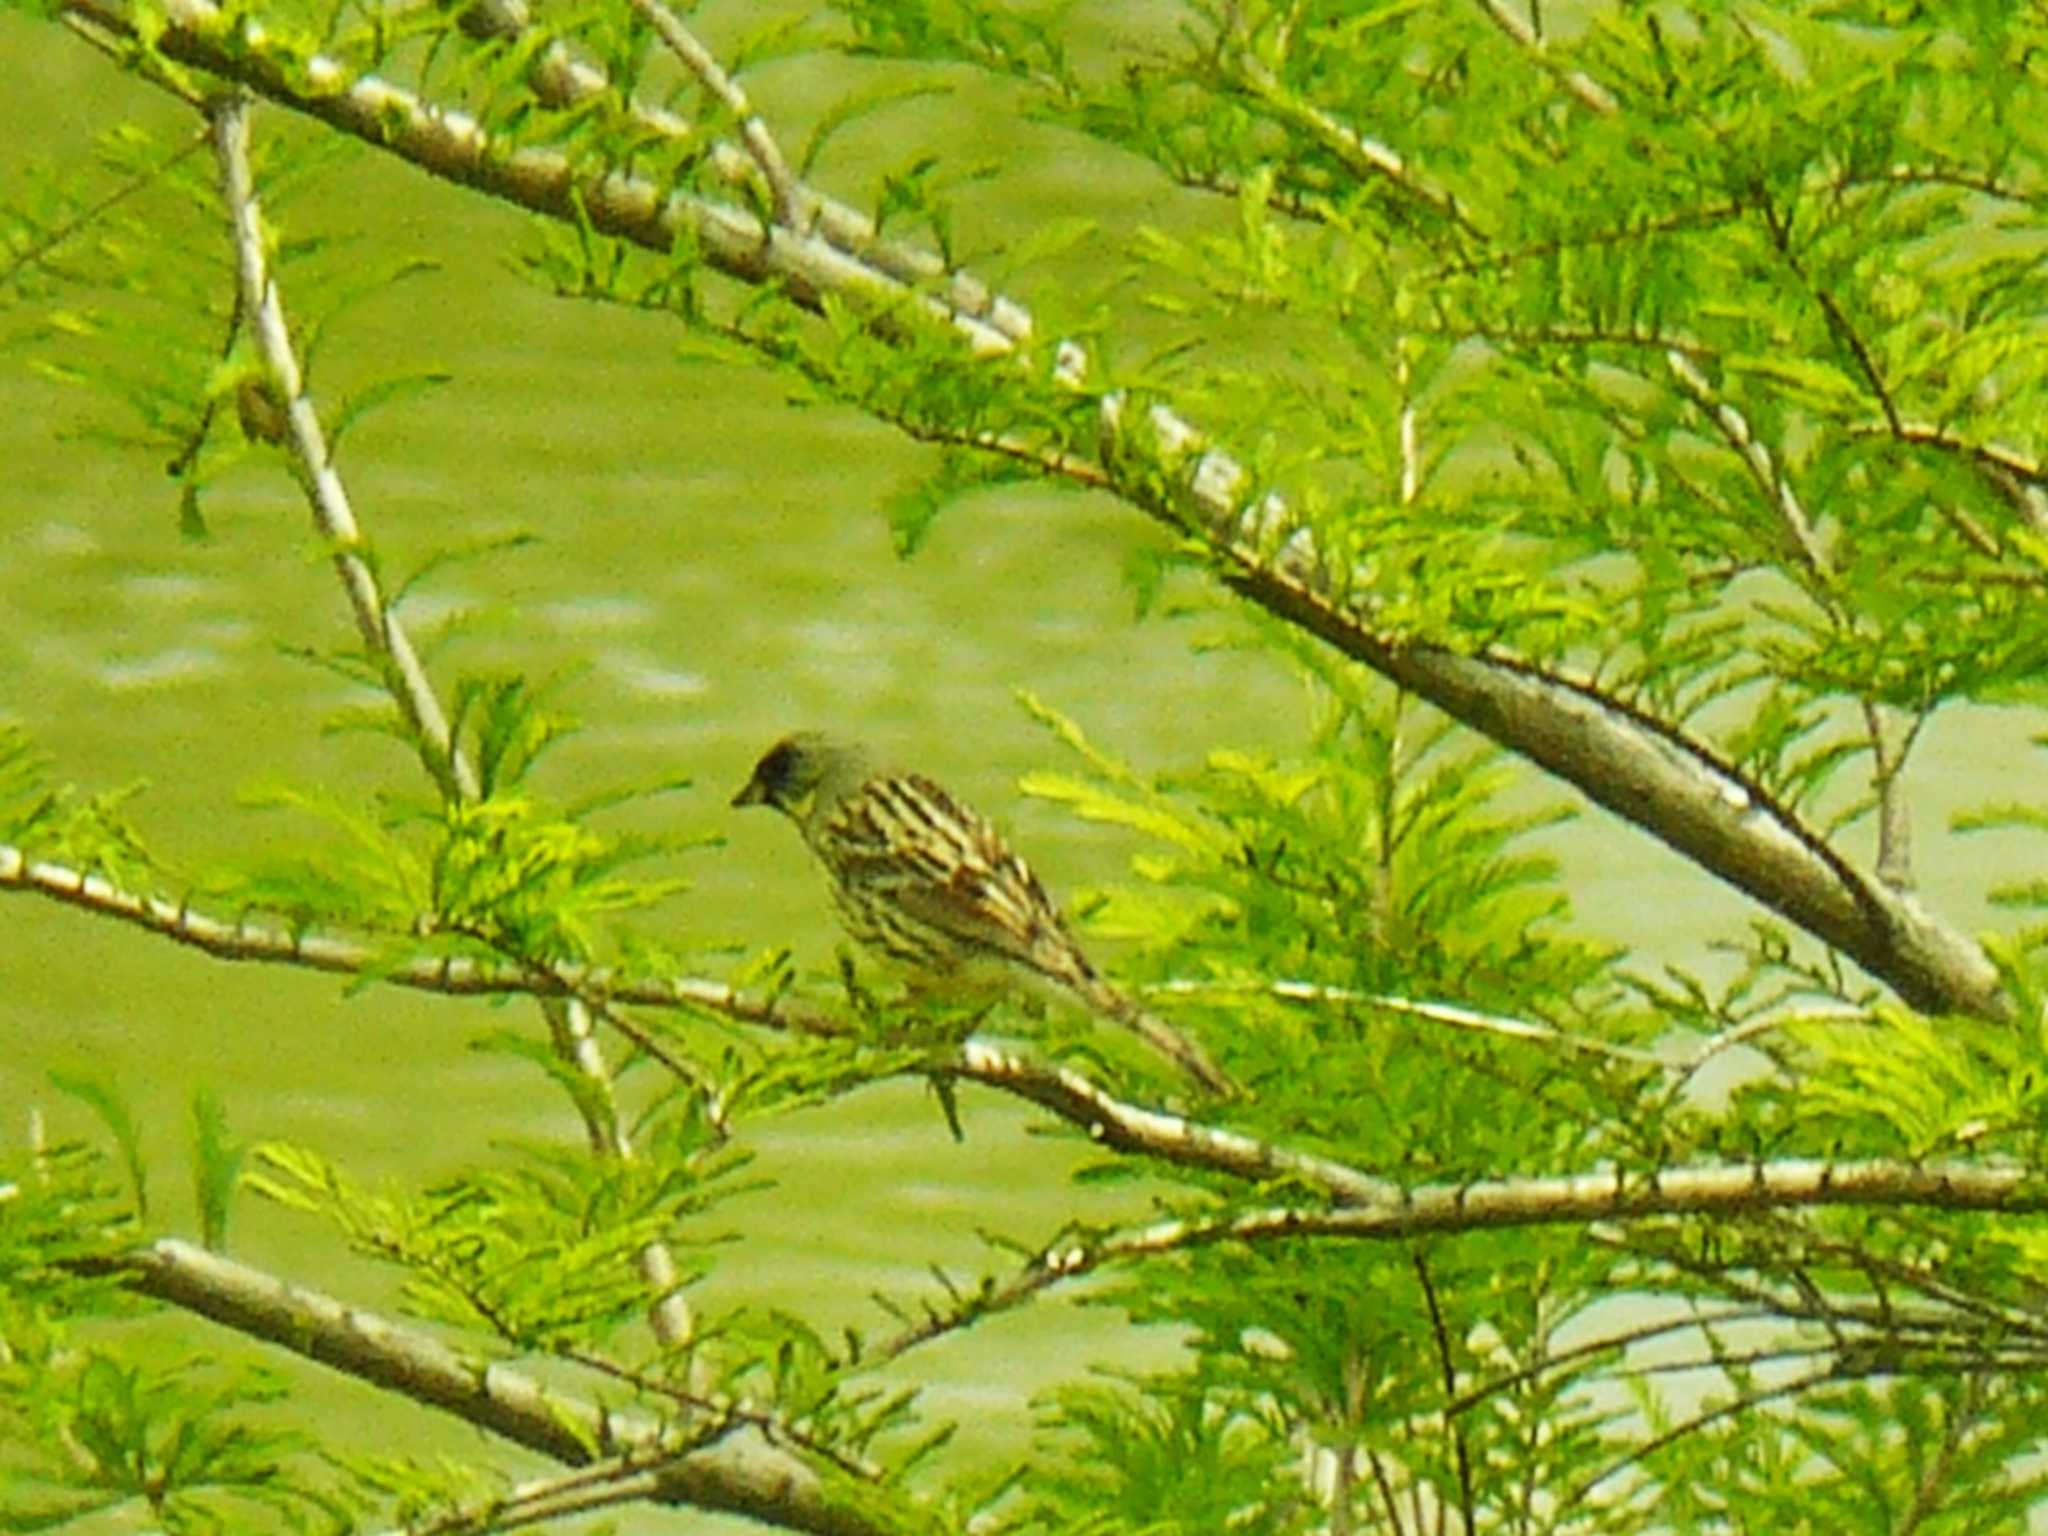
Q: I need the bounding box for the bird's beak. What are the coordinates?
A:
[731,774,769,809]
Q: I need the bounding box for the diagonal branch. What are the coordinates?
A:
[81,1240,917,1536]
[1221,44,1483,238]
[208,88,703,1345]
[208,93,477,805]
[1473,0,1619,116]
[623,0,804,228]
[0,844,1394,1205]
[952,1041,1398,1203]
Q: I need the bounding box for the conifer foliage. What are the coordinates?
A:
[7,3,2048,1532]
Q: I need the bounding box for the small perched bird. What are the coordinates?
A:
[734,732,1237,1097]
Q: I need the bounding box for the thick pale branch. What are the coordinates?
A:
[872,1157,2045,1363]
[448,0,1031,342]
[1200,554,2003,1018]
[1474,0,1619,115]
[86,1240,913,1536]
[1041,1159,2043,1278]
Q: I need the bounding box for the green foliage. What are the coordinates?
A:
[0,117,375,534]
[224,669,701,970]
[1019,667,1630,1178]
[0,1142,136,1332]
[188,1089,246,1254]
[1641,1372,2048,1536]
[1018,1374,1295,1533]
[9,0,2048,1531]
[248,1107,746,1353]
[46,1069,149,1220]
[0,727,155,886]
[0,1144,345,1533]
[0,1350,342,1535]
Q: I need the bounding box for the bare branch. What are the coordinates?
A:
[1473,0,1619,115]
[449,0,1031,342]
[1412,1253,1476,1532]
[1095,1159,2043,1253]
[952,1041,1398,1204]
[396,1445,711,1535]
[1147,978,1666,1066]
[622,0,805,229]
[869,1158,2044,1368]
[87,1240,915,1536]
[208,94,477,804]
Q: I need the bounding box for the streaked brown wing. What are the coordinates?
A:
[819,773,1091,985]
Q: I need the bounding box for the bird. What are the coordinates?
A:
[733,732,1237,1097]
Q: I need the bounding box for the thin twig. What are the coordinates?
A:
[0,127,210,291]
[1224,43,1484,239]
[621,0,806,229]
[1440,1305,1774,1420]
[1665,348,1828,579]
[1851,420,2048,542]
[1473,0,1619,115]
[1412,1253,1476,1533]
[1565,1367,1840,1510]
[1861,699,1913,891]
[568,1348,886,1485]
[867,1157,2045,1367]
[207,94,477,804]
[1145,978,1666,1066]
[1894,1373,1984,1536]
[209,91,706,1360]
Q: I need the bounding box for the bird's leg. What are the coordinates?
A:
[836,948,882,1023]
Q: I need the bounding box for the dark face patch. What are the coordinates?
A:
[757,741,801,795]
[734,734,824,810]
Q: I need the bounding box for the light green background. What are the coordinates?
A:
[2,11,2041,1527]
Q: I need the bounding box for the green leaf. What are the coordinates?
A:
[189,1087,245,1253]
[47,1068,146,1219]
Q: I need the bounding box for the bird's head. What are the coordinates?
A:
[732,732,870,821]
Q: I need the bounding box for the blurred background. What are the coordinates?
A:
[1,8,2038,1525]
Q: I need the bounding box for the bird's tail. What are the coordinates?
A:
[1067,973,1239,1098]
